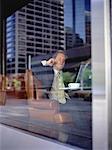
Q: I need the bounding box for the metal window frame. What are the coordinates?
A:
[92,0,112,149]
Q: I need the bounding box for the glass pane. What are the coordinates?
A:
[0,0,92,149]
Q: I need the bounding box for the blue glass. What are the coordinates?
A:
[64,0,73,28]
[7,32,15,38]
[64,0,86,42]
[7,14,15,22]
[74,0,85,42]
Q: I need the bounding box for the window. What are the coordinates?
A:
[18,58,25,62]
[35,2,42,6]
[18,64,25,67]
[18,13,25,17]
[27,5,34,9]
[27,15,34,20]
[35,12,42,16]
[27,10,34,14]
[35,39,42,42]
[35,7,42,11]
[27,26,34,30]
[27,32,34,36]
[35,43,42,47]
[27,20,34,25]
[4,1,92,150]
[18,69,25,73]
[27,42,34,46]
[44,9,50,13]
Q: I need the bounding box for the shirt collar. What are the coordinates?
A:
[53,68,60,75]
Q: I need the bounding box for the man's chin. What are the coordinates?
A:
[58,66,64,70]
[54,65,64,70]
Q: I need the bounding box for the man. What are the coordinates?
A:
[32,51,72,143]
[33,50,70,104]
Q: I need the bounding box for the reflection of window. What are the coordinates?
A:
[59,46,64,50]
[44,4,50,8]
[7,32,15,38]
[35,12,42,16]
[26,15,34,20]
[18,18,25,23]
[18,69,25,73]
[76,60,92,89]
[18,64,25,67]
[35,33,42,37]
[26,21,34,25]
[44,19,50,23]
[35,7,42,11]
[52,31,58,34]
[19,9,25,13]
[18,58,25,62]
[7,21,15,27]
[7,26,15,32]
[44,9,50,13]
[27,10,34,14]
[43,29,50,33]
[27,26,34,30]
[51,6,57,10]
[7,42,14,48]
[7,54,13,59]
[43,24,50,28]
[35,28,42,32]
[52,11,57,15]
[43,14,50,18]
[18,30,25,35]
[18,41,25,45]
[35,17,42,21]
[43,34,50,38]
[7,58,15,62]
[52,25,57,29]
[7,15,15,21]
[44,45,50,48]
[27,42,34,46]
[27,5,34,9]
[52,36,58,40]
[18,35,26,40]
[27,32,34,36]
[18,24,25,29]
[7,37,15,43]
[18,13,25,17]
[35,44,42,47]
[27,37,34,41]
[52,41,57,44]
[35,39,42,42]
[35,2,42,6]
[27,48,34,52]
[7,47,15,53]
[35,22,42,26]
[44,40,50,43]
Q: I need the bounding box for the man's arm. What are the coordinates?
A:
[32,55,54,97]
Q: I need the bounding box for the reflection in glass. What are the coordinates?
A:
[0,0,91,150]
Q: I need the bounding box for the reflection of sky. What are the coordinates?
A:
[64,0,73,28]
[64,0,90,28]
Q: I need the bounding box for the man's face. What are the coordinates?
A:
[54,53,66,71]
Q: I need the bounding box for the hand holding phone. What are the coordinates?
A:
[46,58,55,66]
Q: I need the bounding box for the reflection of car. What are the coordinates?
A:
[70,59,92,101]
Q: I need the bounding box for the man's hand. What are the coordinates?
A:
[46,58,55,66]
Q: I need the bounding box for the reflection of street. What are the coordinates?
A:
[0,98,92,149]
